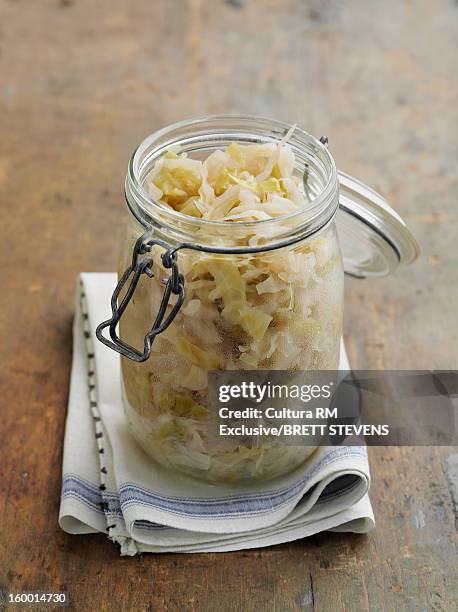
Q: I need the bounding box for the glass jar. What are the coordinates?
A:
[96,115,419,485]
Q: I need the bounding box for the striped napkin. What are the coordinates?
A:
[59,273,374,554]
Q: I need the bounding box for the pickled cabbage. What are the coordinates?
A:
[146,131,302,223]
[120,136,344,484]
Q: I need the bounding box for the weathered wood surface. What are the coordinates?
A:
[0,0,457,610]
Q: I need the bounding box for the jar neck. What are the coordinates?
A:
[125,115,339,251]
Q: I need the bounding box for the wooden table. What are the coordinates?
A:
[1,1,457,610]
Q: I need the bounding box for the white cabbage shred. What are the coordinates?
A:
[120,137,343,484]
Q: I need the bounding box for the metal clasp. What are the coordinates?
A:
[95,228,185,362]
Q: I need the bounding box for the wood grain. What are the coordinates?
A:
[0,0,457,610]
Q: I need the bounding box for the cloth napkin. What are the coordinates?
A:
[59,273,374,554]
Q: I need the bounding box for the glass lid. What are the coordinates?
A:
[336,171,420,278]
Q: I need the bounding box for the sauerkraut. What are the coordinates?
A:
[120,136,343,484]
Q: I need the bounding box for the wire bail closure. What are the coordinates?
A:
[95,224,185,362]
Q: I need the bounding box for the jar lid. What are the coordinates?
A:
[336,171,419,277]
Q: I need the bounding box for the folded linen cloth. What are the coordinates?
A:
[59,273,374,554]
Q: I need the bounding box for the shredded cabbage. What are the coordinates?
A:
[146,135,303,222]
[120,135,343,484]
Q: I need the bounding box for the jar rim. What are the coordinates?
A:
[125,114,339,246]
